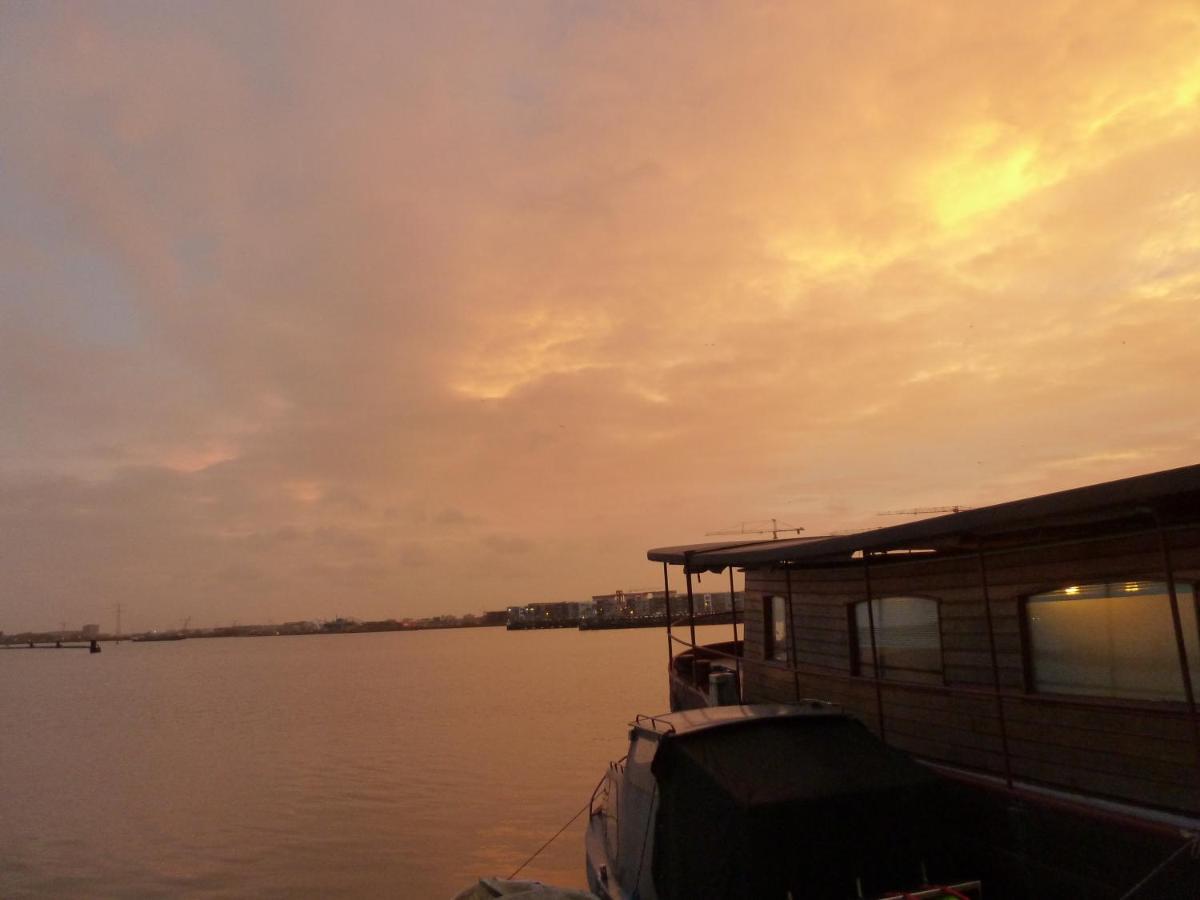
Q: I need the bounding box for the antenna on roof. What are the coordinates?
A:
[877,506,973,516]
[706,518,805,540]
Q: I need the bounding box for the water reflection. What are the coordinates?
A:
[0,625,734,897]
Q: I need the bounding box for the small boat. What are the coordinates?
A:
[584,703,981,900]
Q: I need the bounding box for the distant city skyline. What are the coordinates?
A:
[2,3,1198,633]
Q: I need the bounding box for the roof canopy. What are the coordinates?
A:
[648,463,1200,572]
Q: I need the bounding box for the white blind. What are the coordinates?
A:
[1028,581,1199,702]
[856,596,942,681]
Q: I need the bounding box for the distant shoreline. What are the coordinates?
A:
[0,620,505,646]
[2,610,742,646]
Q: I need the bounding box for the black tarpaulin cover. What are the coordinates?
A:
[649,715,945,900]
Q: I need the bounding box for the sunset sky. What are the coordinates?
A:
[2,2,1198,632]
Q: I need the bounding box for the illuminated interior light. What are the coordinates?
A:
[1125,583,1140,592]
[1064,586,1080,595]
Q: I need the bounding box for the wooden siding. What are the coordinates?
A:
[739,525,1200,815]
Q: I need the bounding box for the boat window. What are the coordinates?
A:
[1026,581,1200,702]
[852,596,942,684]
[763,595,788,662]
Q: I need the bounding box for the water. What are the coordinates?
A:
[0,625,732,898]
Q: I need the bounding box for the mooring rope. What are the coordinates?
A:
[507,800,592,880]
[1118,836,1200,899]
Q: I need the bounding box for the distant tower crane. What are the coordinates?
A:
[706,518,805,540]
[877,506,973,516]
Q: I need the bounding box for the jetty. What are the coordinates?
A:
[1,639,102,653]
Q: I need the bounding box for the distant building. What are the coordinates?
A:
[481,610,507,626]
[591,594,622,618]
[591,589,676,620]
[81,624,100,637]
[695,591,745,615]
[527,601,581,621]
[508,601,582,628]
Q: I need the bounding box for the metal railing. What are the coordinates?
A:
[632,713,677,734]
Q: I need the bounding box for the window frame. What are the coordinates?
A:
[848,594,945,685]
[1019,576,1200,704]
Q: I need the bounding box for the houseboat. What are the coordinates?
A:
[649,463,1200,897]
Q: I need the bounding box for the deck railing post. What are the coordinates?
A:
[684,561,698,650]
[977,543,1014,789]
[728,566,738,645]
[1156,512,1200,772]
[785,566,801,702]
[663,562,673,667]
[862,551,887,743]
[729,565,742,703]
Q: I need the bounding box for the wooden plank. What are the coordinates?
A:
[1023,751,1200,794]
[1008,755,1200,813]
[884,714,1005,755]
[1003,695,1196,741]
[888,730,1009,772]
[944,666,1024,688]
[791,605,850,621]
[1003,719,1197,767]
[942,649,1022,669]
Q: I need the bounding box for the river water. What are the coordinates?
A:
[0,624,732,898]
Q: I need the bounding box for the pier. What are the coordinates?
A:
[0,639,102,653]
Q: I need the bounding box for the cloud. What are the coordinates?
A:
[481,534,536,555]
[1,1,1198,629]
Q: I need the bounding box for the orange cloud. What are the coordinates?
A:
[1,1,1198,629]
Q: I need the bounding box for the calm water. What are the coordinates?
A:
[0,625,733,898]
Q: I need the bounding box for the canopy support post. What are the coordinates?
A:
[862,551,886,743]
[977,543,1013,788]
[684,563,697,650]
[729,565,741,703]
[1156,512,1200,772]
[663,561,673,667]
[785,566,801,702]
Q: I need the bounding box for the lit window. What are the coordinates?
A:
[764,595,788,662]
[1027,581,1199,702]
[853,597,942,684]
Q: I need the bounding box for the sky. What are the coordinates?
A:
[2,1,1198,632]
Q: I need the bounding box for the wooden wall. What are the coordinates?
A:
[739,525,1200,815]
